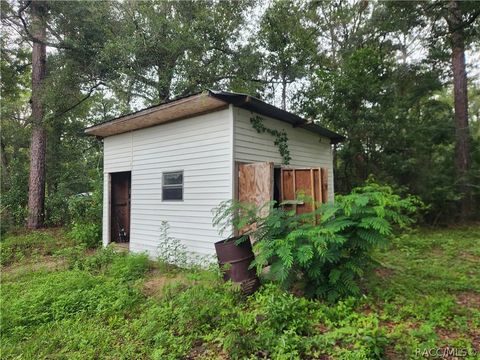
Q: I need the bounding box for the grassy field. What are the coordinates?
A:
[1,225,479,359]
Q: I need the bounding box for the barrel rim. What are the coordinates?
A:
[214,235,249,246]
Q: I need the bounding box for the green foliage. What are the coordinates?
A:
[258,0,316,106]
[0,230,73,267]
[136,282,241,359]
[1,271,142,335]
[157,221,189,270]
[108,253,151,282]
[2,225,479,358]
[66,177,103,248]
[67,180,102,225]
[250,115,291,164]
[215,182,422,301]
[56,245,150,282]
[55,244,89,270]
[139,283,391,359]
[3,0,478,231]
[67,222,102,249]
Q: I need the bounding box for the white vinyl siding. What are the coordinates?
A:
[101,104,335,258]
[233,107,335,201]
[102,132,133,247]
[102,107,234,257]
[103,132,133,172]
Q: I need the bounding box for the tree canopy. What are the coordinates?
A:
[1,0,479,231]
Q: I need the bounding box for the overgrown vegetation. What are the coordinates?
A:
[0,229,74,267]
[214,183,423,301]
[65,180,102,248]
[1,226,478,359]
[1,1,478,230]
[250,115,291,165]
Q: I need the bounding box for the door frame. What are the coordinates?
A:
[109,171,131,245]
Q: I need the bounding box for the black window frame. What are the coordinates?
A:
[162,171,184,201]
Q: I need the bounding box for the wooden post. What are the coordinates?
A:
[310,169,316,224]
[321,168,328,203]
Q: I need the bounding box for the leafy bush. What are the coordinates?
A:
[157,221,188,270]
[66,177,102,247]
[0,156,29,233]
[56,244,116,272]
[135,282,389,359]
[214,182,422,301]
[156,221,215,272]
[216,283,315,359]
[67,222,102,248]
[45,189,70,227]
[67,179,102,225]
[2,224,478,359]
[55,244,88,269]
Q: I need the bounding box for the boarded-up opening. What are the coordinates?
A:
[280,168,328,216]
[237,163,328,216]
[110,171,131,244]
[238,162,274,214]
[237,162,274,236]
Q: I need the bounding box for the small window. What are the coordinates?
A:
[162,171,183,201]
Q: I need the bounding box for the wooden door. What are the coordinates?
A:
[111,172,131,243]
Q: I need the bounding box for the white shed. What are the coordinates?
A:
[85,90,344,258]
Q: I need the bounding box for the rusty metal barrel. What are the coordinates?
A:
[214,236,260,295]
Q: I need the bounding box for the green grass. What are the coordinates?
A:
[0,228,75,267]
[1,226,479,359]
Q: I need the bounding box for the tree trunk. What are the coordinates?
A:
[27,0,47,229]
[447,0,472,220]
[156,62,174,103]
[281,75,287,110]
[1,139,8,187]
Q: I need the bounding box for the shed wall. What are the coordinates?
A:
[102,105,336,259]
[103,107,234,257]
[233,107,334,201]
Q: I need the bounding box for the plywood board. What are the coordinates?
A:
[294,169,313,214]
[238,162,274,236]
[238,162,274,212]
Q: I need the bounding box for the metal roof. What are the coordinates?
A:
[208,90,344,143]
[85,89,345,143]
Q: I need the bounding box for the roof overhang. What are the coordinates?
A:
[84,91,229,137]
[85,89,345,143]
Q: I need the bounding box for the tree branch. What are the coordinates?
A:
[17,0,73,50]
[464,9,480,27]
[52,81,105,119]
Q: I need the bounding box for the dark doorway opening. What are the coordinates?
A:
[273,167,282,206]
[110,171,131,244]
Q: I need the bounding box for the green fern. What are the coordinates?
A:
[213,182,422,302]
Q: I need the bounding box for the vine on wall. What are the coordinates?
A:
[250,115,291,165]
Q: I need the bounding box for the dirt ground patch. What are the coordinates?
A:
[2,256,65,279]
[374,267,395,278]
[142,270,189,297]
[456,291,480,309]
